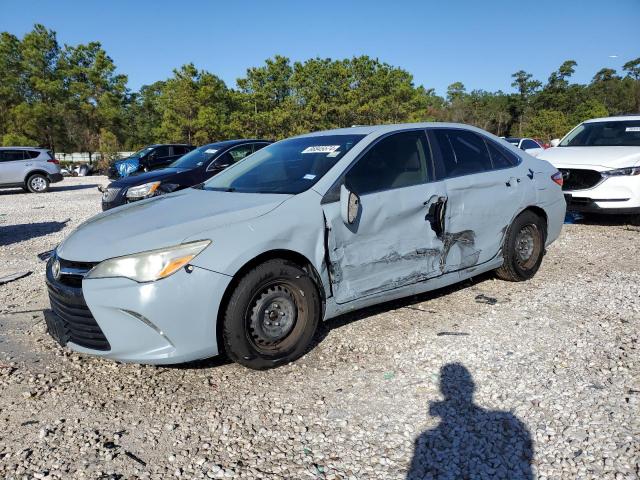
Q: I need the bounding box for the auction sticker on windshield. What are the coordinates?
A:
[625,127,640,132]
[301,145,340,154]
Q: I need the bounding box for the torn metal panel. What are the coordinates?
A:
[322,182,447,304]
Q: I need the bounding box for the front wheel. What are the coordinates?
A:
[495,210,546,282]
[222,259,321,370]
[26,174,50,193]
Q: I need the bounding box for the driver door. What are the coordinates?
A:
[321,130,447,304]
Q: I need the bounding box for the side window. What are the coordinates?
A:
[154,146,170,158]
[227,144,254,163]
[432,129,492,177]
[486,140,519,169]
[521,139,540,150]
[171,146,187,156]
[253,143,269,152]
[345,130,430,195]
[0,150,25,161]
[26,150,41,159]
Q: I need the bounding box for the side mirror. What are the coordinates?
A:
[550,138,560,147]
[340,184,360,225]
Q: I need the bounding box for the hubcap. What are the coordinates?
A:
[31,177,46,191]
[515,224,538,267]
[249,284,297,346]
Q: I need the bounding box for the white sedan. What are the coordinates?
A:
[539,116,640,214]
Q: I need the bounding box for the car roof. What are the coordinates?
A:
[197,139,271,149]
[147,143,193,147]
[293,122,498,138]
[583,115,640,123]
[0,146,48,150]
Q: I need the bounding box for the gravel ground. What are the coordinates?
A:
[0,176,639,479]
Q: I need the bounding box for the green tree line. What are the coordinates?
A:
[1,24,639,155]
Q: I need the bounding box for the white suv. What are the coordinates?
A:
[0,147,63,193]
[539,116,640,214]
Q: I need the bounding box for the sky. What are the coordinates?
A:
[1,0,639,96]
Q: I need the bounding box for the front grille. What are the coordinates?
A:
[46,257,110,351]
[559,169,602,191]
[102,187,121,203]
[56,258,96,288]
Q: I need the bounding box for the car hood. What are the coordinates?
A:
[538,146,640,169]
[57,189,291,262]
[109,167,187,187]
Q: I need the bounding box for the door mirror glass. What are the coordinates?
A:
[340,184,360,225]
[550,138,560,147]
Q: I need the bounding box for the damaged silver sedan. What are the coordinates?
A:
[45,123,565,369]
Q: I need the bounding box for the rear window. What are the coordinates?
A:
[25,150,41,159]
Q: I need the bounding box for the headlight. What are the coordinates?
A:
[126,181,161,199]
[86,240,211,282]
[601,166,640,177]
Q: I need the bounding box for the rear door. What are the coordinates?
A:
[429,128,526,273]
[322,130,447,304]
[0,150,28,184]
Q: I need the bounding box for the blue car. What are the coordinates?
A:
[108,144,194,179]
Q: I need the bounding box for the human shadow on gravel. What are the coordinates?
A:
[0,220,69,246]
[407,363,533,480]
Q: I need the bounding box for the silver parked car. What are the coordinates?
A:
[0,147,63,193]
[45,123,566,369]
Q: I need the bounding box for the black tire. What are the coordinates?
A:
[495,210,546,282]
[26,173,50,193]
[222,259,321,370]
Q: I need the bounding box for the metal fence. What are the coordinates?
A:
[54,152,134,164]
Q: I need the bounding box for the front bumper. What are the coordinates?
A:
[562,175,640,214]
[45,258,232,364]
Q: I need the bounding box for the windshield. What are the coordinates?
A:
[130,147,154,158]
[170,145,221,169]
[204,134,366,194]
[560,120,640,147]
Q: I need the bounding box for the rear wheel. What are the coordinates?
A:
[222,259,321,370]
[496,210,546,281]
[26,173,49,193]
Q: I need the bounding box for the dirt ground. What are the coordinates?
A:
[1,176,639,479]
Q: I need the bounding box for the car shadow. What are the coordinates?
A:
[565,211,640,226]
[0,183,100,195]
[406,363,534,479]
[313,271,494,348]
[174,272,494,371]
[0,220,69,247]
[50,183,100,192]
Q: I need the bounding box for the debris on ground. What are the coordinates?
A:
[0,271,32,285]
[474,293,498,305]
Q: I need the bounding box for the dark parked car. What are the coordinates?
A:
[107,144,195,179]
[101,139,271,210]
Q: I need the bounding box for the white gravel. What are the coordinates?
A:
[0,176,639,479]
